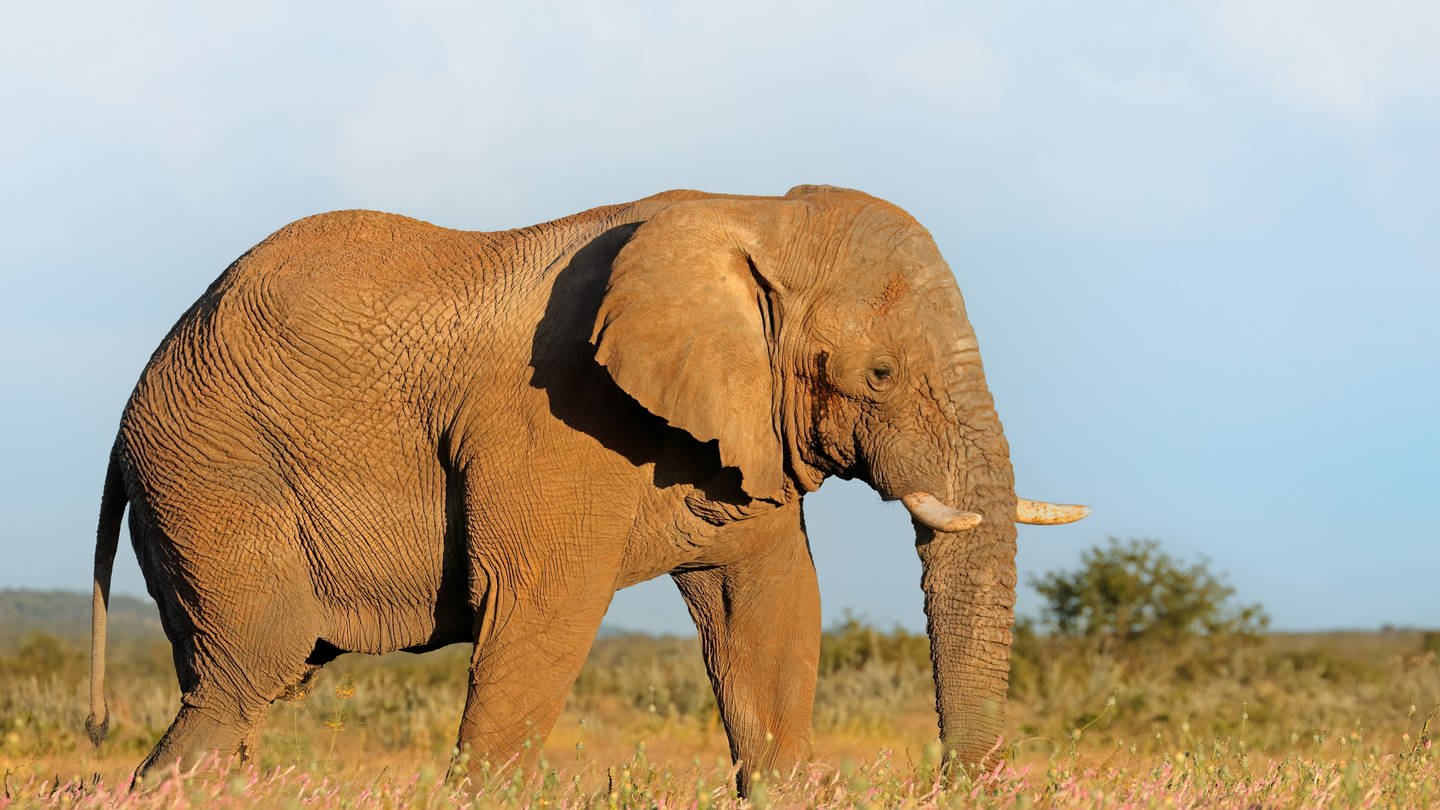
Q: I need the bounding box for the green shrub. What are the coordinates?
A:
[1029,538,1268,650]
[818,613,929,675]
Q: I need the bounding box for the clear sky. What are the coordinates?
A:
[2,2,1436,635]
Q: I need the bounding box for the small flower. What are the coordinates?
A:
[334,677,356,701]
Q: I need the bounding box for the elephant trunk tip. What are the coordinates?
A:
[86,708,109,747]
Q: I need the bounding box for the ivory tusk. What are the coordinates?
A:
[1015,498,1092,525]
[901,492,983,533]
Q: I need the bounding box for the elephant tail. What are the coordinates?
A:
[87,439,126,747]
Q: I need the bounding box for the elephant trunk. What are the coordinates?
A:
[915,402,1018,770]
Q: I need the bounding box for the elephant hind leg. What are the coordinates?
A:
[133,693,256,786]
[131,508,332,784]
[135,591,326,785]
[135,634,321,785]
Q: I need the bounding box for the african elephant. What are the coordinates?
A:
[86,185,1087,791]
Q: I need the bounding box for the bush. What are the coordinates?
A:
[1423,631,1440,655]
[818,613,929,676]
[1029,538,1268,650]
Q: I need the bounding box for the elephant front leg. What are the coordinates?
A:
[671,503,821,795]
[453,561,614,781]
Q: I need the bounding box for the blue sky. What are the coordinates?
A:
[2,2,1436,634]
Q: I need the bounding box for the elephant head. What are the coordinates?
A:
[591,185,1087,765]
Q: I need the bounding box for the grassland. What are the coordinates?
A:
[0,594,1435,807]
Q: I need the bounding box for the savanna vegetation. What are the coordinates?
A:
[1,540,1435,807]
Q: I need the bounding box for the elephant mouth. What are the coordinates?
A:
[901,491,1090,533]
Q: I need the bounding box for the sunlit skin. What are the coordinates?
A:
[87,186,1084,792]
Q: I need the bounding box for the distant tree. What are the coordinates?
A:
[1029,538,1268,648]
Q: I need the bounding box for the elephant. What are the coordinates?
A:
[86,184,1087,791]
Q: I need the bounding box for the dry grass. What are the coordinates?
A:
[1,624,1436,807]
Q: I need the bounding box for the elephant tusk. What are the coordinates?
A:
[901,492,983,533]
[1015,498,1092,525]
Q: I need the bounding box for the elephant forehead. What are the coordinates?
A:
[846,205,940,258]
[818,274,967,343]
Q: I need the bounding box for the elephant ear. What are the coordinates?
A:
[591,200,785,502]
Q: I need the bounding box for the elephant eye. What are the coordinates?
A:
[866,357,898,392]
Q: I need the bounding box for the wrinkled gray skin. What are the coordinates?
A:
[88,185,1060,792]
